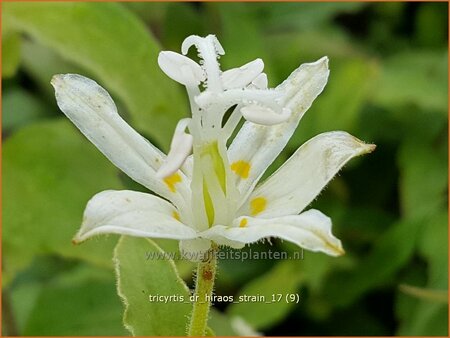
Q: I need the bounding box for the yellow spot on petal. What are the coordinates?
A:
[239,218,248,228]
[250,197,267,216]
[231,160,251,179]
[172,211,180,221]
[164,173,182,193]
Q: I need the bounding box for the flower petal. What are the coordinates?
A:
[239,132,376,218]
[74,190,197,243]
[200,209,344,256]
[158,51,205,86]
[51,74,192,214]
[228,57,330,203]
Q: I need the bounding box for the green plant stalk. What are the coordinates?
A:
[188,246,218,336]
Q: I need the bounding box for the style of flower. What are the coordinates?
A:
[51,34,374,260]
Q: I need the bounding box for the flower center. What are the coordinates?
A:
[156,34,294,230]
[200,141,227,226]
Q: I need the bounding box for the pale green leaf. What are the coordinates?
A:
[3,120,122,285]
[114,237,191,336]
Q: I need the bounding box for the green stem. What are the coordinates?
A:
[188,245,218,336]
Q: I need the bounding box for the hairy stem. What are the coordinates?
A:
[187,245,218,336]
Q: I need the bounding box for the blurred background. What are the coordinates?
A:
[2,2,448,336]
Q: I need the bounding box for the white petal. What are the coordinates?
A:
[221,59,264,90]
[241,105,291,126]
[179,238,212,262]
[74,190,197,243]
[228,57,330,203]
[200,209,344,257]
[158,51,205,86]
[51,74,192,213]
[157,118,193,178]
[239,132,376,218]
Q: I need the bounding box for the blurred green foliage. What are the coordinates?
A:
[2,2,448,336]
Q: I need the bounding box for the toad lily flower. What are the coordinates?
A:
[51,34,374,260]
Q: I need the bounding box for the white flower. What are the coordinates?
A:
[51,34,375,260]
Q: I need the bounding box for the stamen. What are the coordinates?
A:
[156,118,193,178]
[221,59,264,89]
[251,73,268,89]
[241,105,291,126]
[195,88,282,112]
[158,51,205,86]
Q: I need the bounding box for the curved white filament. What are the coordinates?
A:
[156,118,193,178]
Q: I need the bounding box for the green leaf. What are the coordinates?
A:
[324,218,422,307]
[227,260,303,330]
[397,211,449,335]
[163,3,207,51]
[373,50,448,113]
[399,284,447,303]
[114,237,191,336]
[2,32,21,78]
[209,309,237,336]
[125,2,169,27]
[246,3,366,30]
[418,212,448,288]
[398,139,447,221]
[20,39,86,100]
[2,87,50,131]
[397,296,448,336]
[22,266,127,335]
[293,57,379,145]
[3,2,186,150]
[3,120,122,285]
[152,239,195,280]
[211,3,274,76]
[415,3,448,48]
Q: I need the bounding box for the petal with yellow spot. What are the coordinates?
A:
[164,173,182,192]
[231,160,251,179]
[250,197,267,216]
